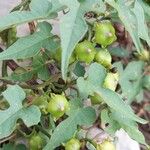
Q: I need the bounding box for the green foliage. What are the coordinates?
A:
[0,0,62,32]
[60,0,100,79]
[44,105,96,150]
[133,1,150,47]
[0,22,58,61]
[0,143,26,150]
[3,67,33,82]
[106,0,150,52]
[108,47,130,57]
[101,109,146,145]
[114,61,145,103]
[77,63,146,124]
[0,85,41,139]
[0,0,149,149]
[142,75,150,90]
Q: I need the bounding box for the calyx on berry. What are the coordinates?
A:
[94,21,117,47]
[94,48,112,68]
[65,138,81,150]
[75,40,96,64]
[47,94,69,120]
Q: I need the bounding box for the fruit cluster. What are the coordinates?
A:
[52,21,116,68]
[28,20,117,150]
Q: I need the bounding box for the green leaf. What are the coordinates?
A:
[0,0,64,32]
[113,61,124,74]
[44,107,96,150]
[101,108,146,145]
[0,85,41,138]
[60,0,101,79]
[142,75,150,90]
[111,111,146,145]
[1,143,26,150]
[0,22,54,61]
[114,61,144,103]
[101,109,120,134]
[105,0,143,52]
[108,47,130,57]
[32,54,50,81]
[4,52,53,82]
[77,63,146,124]
[136,89,144,103]
[138,0,150,20]
[67,99,83,116]
[73,62,85,77]
[3,69,33,82]
[132,0,150,47]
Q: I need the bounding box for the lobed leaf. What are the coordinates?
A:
[77,63,147,124]
[111,111,146,145]
[105,0,143,52]
[60,0,102,79]
[132,1,150,47]
[44,107,96,150]
[0,22,56,61]
[0,85,41,138]
[114,61,144,103]
[0,0,63,32]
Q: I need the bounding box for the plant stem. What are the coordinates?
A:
[88,25,92,41]
[2,61,8,77]
[0,133,16,144]
[36,125,51,138]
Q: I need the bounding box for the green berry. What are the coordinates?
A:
[90,93,103,105]
[137,49,150,62]
[94,21,116,47]
[65,138,81,150]
[33,95,49,114]
[95,49,112,68]
[75,40,96,64]
[103,72,119,91]
[47,94,69,120]
[29,133,44,150]
[14,67,26,74]
[96,140,116,150]
[53,48,76,64]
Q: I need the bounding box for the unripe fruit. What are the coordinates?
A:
[95,49,112,68]
[96,140,116,150]
[103,72,119,91]
[47,94,69,120]
[14,67,26,74]
[29,133,44,150]
[75,40,96,64]
[65,138,81,150]
[90,93,103,105]
[33,95,49,114]
[90,72,119,105]
[94,21,117,47]
[137,49,150,62]
[53,48,76,64]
